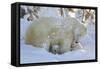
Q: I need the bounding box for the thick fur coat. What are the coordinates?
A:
[24,16,87,54]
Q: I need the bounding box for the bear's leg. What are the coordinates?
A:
[71,33,83,51]
[71,29,80,49]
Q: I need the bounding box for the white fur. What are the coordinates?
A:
[24,16,87,54]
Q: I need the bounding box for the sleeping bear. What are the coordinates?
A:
[24,16,87,54]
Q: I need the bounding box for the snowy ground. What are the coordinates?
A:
[20,7,95,64]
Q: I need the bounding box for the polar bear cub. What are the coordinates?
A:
[24,16,87,54]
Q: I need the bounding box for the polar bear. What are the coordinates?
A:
[24,16,87,54]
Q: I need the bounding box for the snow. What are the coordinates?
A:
[20,7,95,64]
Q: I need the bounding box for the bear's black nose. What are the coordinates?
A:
[75,41,79,43]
